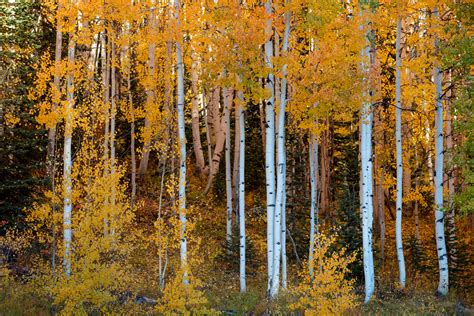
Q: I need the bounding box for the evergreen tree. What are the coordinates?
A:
[0,0,53,232]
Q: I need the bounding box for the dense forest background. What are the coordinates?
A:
[0,0,473,314]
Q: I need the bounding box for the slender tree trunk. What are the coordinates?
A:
[424,110,434,184]
[63,37,75,278]
[259,96,266,150]
[414,171,421,244]
[128,57,136,209]
[281,181,287,289]
[203,88,229,192]
[110,41,117,208]
[237,90,246,293]
[309,133,318,279]
[271,11,290,297]
[204,98,226,193]
[233,102,240,214]
[320,126,330,219]
[102,30,110,169]
[205,93,214,178]
[434,50,449,297]
[175,0,188,285]
[224,87,233,245]
[445,77,456,268]
[158,159,167,290]
[207,87,220,146]
[264,0,276,295]
[360,14,375,300]
[395,18,406,288]
[50,13,63,275]
[191,49,205,173]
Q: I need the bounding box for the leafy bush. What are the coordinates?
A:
[290,233,357,314]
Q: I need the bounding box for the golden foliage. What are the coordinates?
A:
[290,233,357,315]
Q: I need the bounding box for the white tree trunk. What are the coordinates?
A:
[224,87,233,245]
[360,105,374,303]
[63,37,75,278]
[233,104,241,213]
[237,90,246,293]
[433,7,449,296]
[271,11,290,298]
[360,6,375,302]
[281,185,287,289]
[264,0,276,295]
[395,18,406,288]
[434,65,449,296]
[309,133,318,279]
[175,0,188,285]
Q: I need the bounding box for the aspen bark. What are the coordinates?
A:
[237,90,246,293]
[224,87,233,245]
[433,7,449,296]
[264,0,276,295]
[360,9,375,301]
[309,133,318,279]
[271,10,290,297]
[445,79,456,267]
[48,10,62,190]
[204,89,227,192]
[233,103,240,213]
[395,18,406,288]
[320,126,330,218]
[63,37,75,278]
[434,63,449,297]
[191,49,205,172]
[175,0,188,285]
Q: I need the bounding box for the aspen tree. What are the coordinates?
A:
[204,89,227,193]
[191,48,205,173]
[271,8,291,297]
[110,41,117,208]
[309,133,318,279]
[126,47,136,208]
[264,0,276,295]
[233,103,240,213]
[359,1,375,302]
[175,0,188,285]
[63,29,76,278]
[395,16,406,288]
[433,8,448,297]
[445,77,457,266]
[48,1,63,189]
[224,87,233,245]
[237,89,246,293]
[50,1,63,273]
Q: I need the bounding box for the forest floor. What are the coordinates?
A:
[1,268,473,314]
[209,287,473,315]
